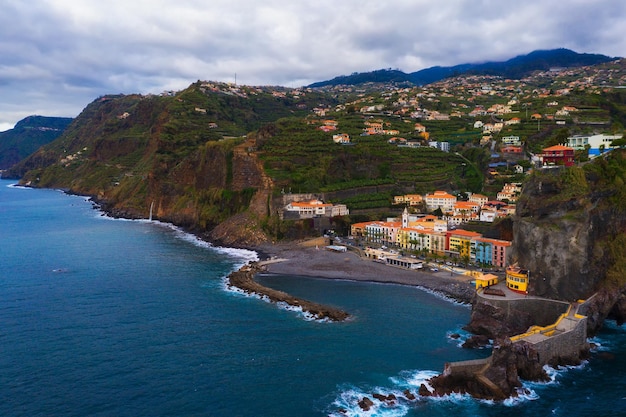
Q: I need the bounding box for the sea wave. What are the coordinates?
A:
[327,362,585,416]
[6,182,29,189]
[415,285,471,308]
[328,369,487,416]
[328,385,411,417]
[445,326,492,349]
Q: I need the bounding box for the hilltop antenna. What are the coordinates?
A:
[235,73,237,86]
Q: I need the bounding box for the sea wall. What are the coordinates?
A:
[529,316,588,366]
[476,294,570,328]
[443,357,490,379]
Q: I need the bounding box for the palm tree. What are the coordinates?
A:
[418,233,426,255]
[476,241,490,266]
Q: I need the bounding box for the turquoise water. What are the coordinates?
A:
[1,179,625,416]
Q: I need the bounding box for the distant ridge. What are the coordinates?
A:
[0,115,72,170]
[308,48,617,88]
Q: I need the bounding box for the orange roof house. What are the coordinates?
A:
[541,145,575,167]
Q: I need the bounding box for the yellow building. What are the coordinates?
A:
[448,229,481,259]
[474,273,499,289]
[506,264,530,294]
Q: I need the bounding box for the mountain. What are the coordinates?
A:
[0,115,73,170]
[308,69,414,88]
[309,49,617,87]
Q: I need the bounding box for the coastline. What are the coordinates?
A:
[248,241,476,304]
[50,184,475,319]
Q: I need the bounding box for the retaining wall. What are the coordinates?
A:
[476,294,570,327]
[525,316,588,366]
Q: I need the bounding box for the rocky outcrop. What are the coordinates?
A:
[424,339,556,400]
[464,300,535,341]
[510,161,626,335]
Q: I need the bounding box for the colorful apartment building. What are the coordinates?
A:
[447,229,482,259]
[475,237,512,267]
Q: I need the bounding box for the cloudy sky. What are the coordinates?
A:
[1,0,624,131]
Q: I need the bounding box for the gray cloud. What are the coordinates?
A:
[0,0,624,130]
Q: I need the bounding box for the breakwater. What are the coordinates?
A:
[226,262,350,321]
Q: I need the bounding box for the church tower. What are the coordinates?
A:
[402,207,409,228]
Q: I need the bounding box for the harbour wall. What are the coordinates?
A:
[476,294,570,327]
[531,316,588,366]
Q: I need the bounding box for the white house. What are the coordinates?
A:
[566,134,622,156]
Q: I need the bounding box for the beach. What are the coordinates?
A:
[251,240,477,304]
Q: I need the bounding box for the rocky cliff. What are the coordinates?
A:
[468,152,626,342]
[2,84,332,247]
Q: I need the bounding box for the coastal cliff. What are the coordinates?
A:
[434,152,626,401]
[467,153,626,342]
[2,85,329,247]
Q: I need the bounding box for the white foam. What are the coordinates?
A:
[502,387,540,406]
[328,386,410,417]
[93,208,259,269]
[415,285,471,307]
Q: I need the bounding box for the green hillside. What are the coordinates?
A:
[3,59,626,244]
[0,116,72,169]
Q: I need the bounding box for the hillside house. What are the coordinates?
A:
[388,137,405,145]
[497,183,522,202]
[332,133,351,144]
[541,145,575,166]
[429,141,450,152]
[283,199,349,219]
[393,194,423,206]
[501,136,521,146]
[414,123,427,132]
[501,145,523,154]
[469,193,489,207]
[566,133,622,156]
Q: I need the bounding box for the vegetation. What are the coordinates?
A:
[0,116,72,169]
[3,56,626,243]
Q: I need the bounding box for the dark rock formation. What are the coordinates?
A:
[512,165,626,303]
[424,339,550,400]
[227,263,350,322]
[357,397,374,411]
[464,301,534,341]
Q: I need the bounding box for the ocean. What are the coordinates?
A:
[1,178,625,417]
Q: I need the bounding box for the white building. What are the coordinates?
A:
[284,199,349,218]
[424,191,457,212]
[501,136,521,146]
[566,134,622,156]
[428,141,450,152]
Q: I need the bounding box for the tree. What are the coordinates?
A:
[476,241,490,266]
[611,138,626,148]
